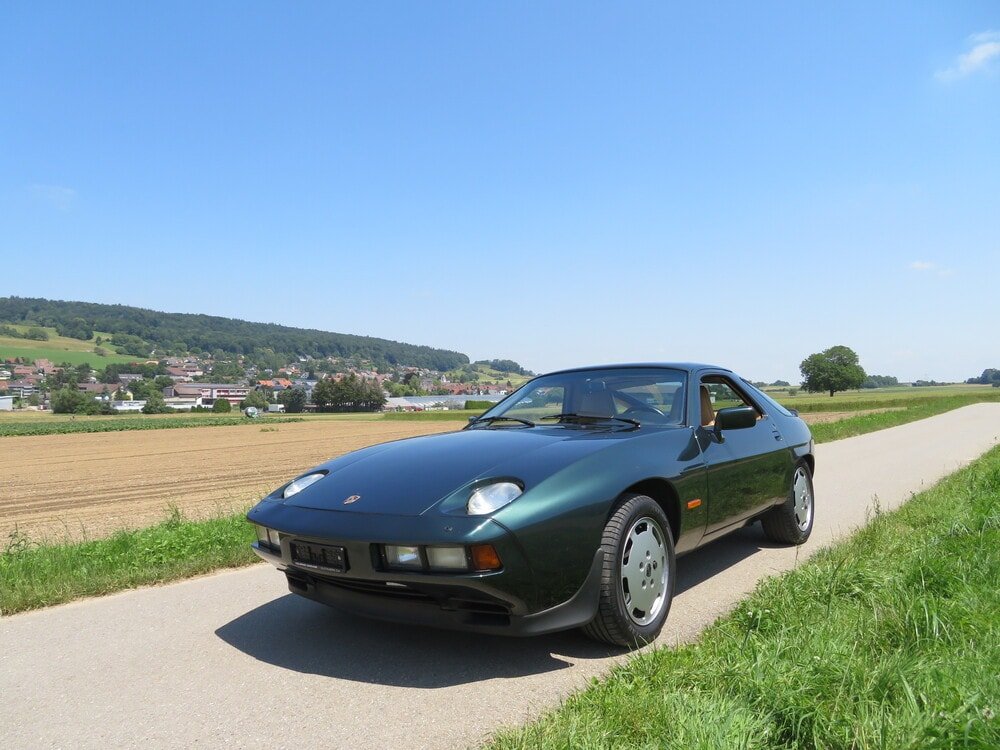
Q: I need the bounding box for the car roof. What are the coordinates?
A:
[542,362,734,376]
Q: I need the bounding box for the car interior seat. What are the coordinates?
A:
[579,385,615,417]
[700,385,715,427]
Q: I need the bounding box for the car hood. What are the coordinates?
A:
[282,426,649,515]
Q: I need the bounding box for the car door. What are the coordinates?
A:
[695,373,790,534]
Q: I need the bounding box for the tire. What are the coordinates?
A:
[760,461,815,544]
[582,494,676,648]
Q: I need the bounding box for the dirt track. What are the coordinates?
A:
[0,421,456,542]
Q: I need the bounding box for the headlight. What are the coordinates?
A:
[384,545,422,569]
[283,472,326,499]
[467,481,522,515]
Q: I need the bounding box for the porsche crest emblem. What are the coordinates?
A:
[343,494,361,505]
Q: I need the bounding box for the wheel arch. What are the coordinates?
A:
[617,478,682,543]
[801,453,815,477]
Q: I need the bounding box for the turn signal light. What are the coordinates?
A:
[470,544,502,571]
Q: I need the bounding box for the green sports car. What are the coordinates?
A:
[248,363,815,647]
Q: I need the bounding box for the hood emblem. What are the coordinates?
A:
[343,494,361,505]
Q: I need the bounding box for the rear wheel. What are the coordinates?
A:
[760,462,814,544]
[582,494,676,647]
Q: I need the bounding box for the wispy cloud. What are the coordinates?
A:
[936,31,1000,81]
[909,260,954,278]
[27,184,77,210]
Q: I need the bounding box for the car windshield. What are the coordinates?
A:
[476,368,687,426]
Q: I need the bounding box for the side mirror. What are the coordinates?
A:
[468,415,480,424]
[714,405,757,431]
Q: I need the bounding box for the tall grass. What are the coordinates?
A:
[0,509,256,615]
[488,447,1000,749]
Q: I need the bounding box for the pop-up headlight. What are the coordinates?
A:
[282,472,326,499]
[467,481,522,515]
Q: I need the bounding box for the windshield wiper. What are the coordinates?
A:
[470,415,536,428]
[540,413,640,427]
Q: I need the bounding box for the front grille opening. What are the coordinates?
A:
[300,571,514,617]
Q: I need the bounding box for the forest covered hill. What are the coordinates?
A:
[0,297,469,371]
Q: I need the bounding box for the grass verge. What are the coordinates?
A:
[0,509,256,615]
[807,393,1000,442]
[0,415,304,437]
[487,446,1000,749]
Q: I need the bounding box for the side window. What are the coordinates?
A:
[699,377,759,427]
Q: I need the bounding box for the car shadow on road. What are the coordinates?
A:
[216,524,782,687]
[675,523,786,595]
[215,593,618,688]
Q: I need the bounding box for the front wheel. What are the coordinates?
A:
[760,462,815,544]
[582,494,676,647]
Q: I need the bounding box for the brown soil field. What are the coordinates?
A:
[1,421,457,543]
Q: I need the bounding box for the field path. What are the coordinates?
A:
[0,420,457,541]
[2,404,999,749]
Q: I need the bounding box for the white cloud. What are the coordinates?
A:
[936,31,1000,81]
[909,260,955,277]
[27,184,77,210]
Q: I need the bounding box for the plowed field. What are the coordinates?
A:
[1,421,456,542]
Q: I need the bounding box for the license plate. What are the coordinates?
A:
[290,541,348,573]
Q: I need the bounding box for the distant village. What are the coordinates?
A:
[0,354,520,414]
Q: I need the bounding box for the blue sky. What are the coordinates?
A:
[2,2,998,382]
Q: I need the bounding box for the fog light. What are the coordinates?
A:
[267,528,281,548]
[384,545,423,570]
[470,544,502,571]
[426,545,469,571]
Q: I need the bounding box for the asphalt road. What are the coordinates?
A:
[3,404,999,749]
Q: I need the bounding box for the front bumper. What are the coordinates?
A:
[247,500,601,636]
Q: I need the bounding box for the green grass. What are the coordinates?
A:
[772,384,993,411]
[0,414,304,437]
[488,446,1000,750]
[383,409,483,421]
[808,393,1000,443]
[0,324,138,365]
[0,507,258,615]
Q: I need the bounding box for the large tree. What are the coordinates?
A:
[278,387,308,413]
[800,345,866,397]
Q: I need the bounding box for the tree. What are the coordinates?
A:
[240,390,269,411]
[311,378,339,411]
[212,398,232,413]
[51,387,86,414]
[278,387,307,413]
[142,391,171,414]
[800,346,866,397]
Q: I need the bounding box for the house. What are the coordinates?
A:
[7,380,37,398]
[0,395,13,411]
[169,382,249,407]
[166,366,192,381]
[111,400,146,412]
[34,359,57,375]
[163,396,200,411]
[77,382,115,395]
[118,373,144,385]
